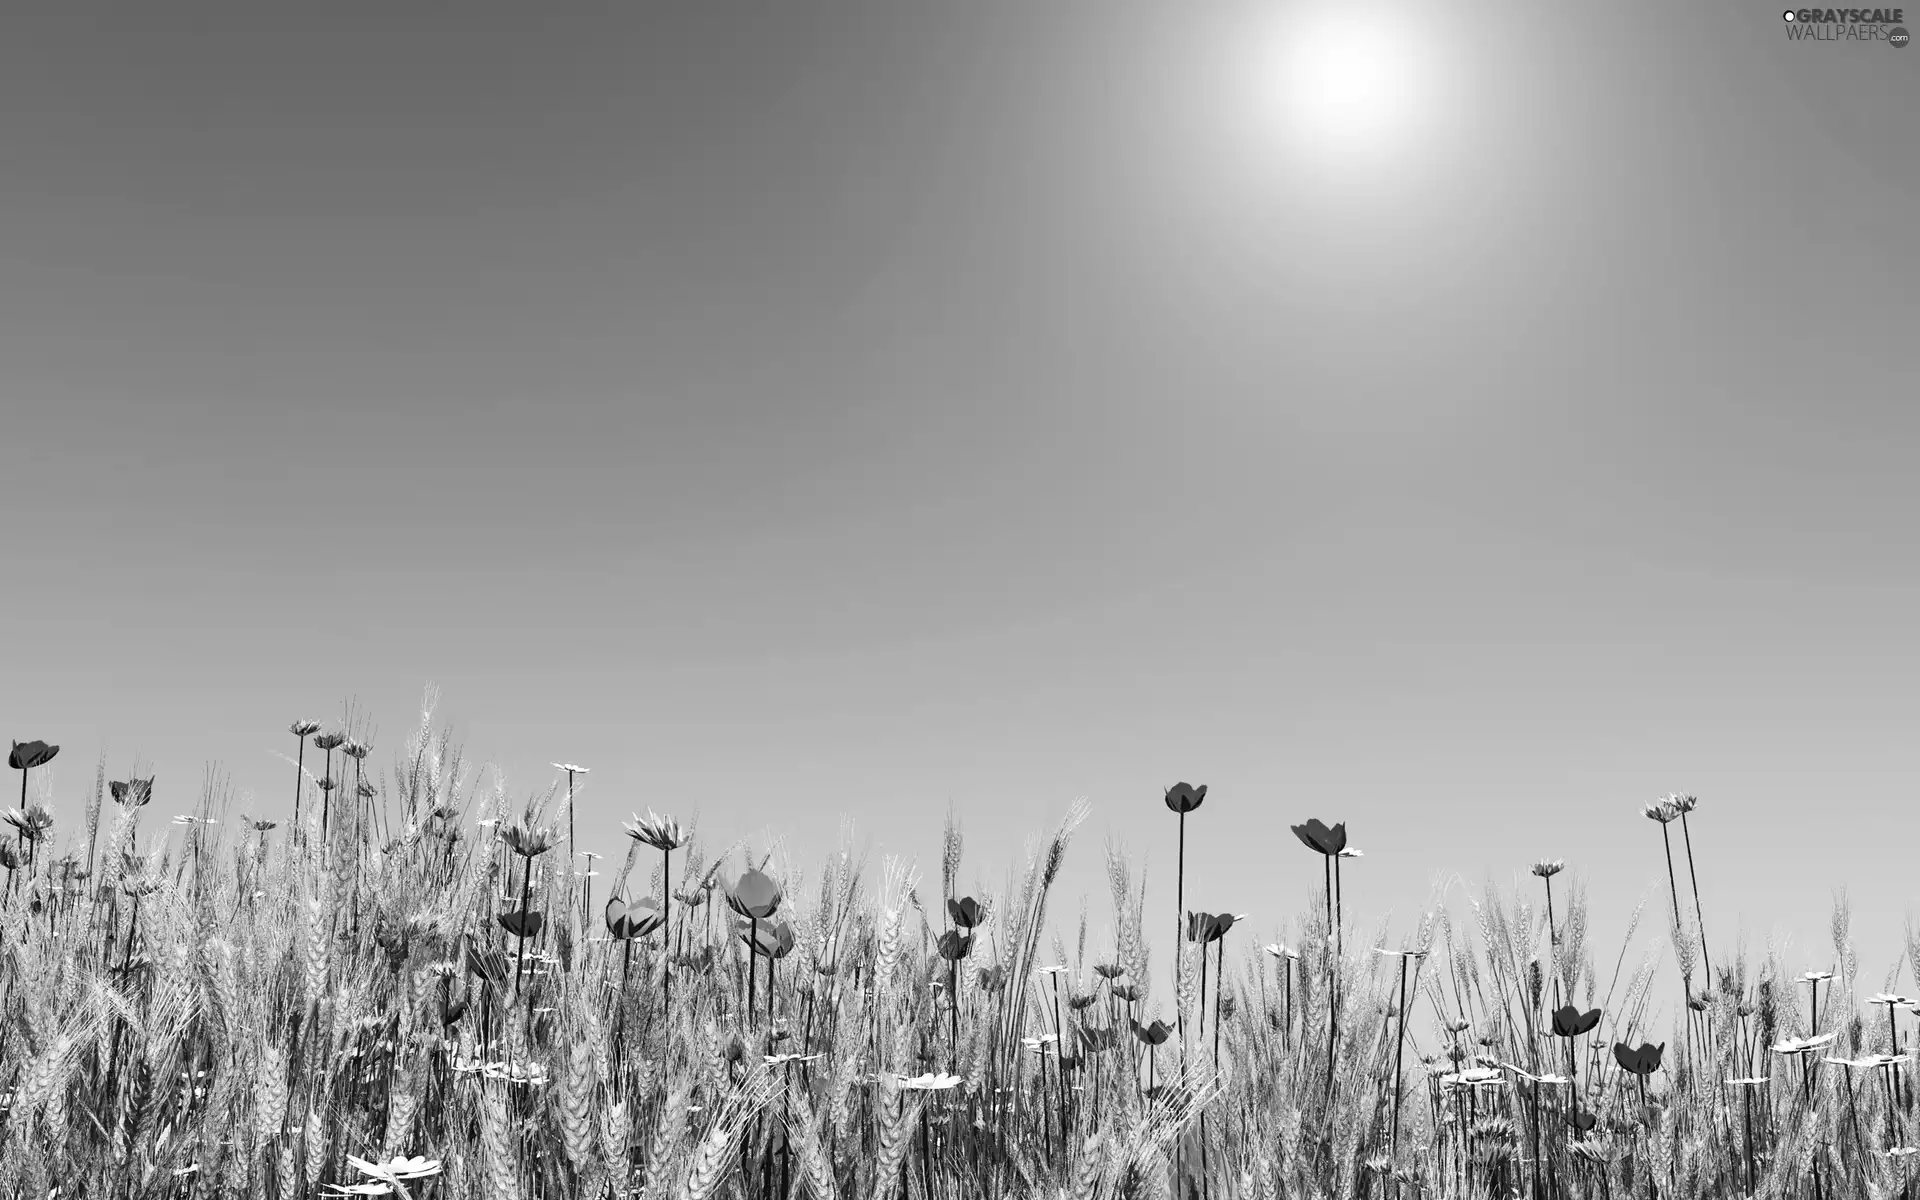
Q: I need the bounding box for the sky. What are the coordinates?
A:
[2,1,1916,1036]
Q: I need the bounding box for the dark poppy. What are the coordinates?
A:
[1613,1042,1665,1076]
[976,965,1006,992]
[8,741,58,771]
[1188,911,1240,944]
[1131,1018,1172,1046]
[937,929,973,961]
[1566,1111,1597,1133]
[497,910,544,940]
[1094,963,1124,980]
[1291,818,1347,856]
[0,842,18,870]
[1077,1025,1118,1052]
[110,778,154,808]
[1164,783,1207,814]
[1112,983,1141,1003]
[726,868,782,920]
[1552,1006,1602,1038]
[948,896,984,928]
[739,918,796,959]
[606,896,665,941]
[442,995,469,1028]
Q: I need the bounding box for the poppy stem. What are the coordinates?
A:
[1677,810,1712,987]
[1175,809,1187,1051]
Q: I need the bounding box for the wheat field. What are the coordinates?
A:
[1,707,1915,1200]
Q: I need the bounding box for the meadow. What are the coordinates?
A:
[1,707,1914,1200]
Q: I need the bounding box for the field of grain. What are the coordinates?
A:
[1,712,1913,1199]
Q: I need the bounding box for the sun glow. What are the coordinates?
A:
[1222,6,1444,171]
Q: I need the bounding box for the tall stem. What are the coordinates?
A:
[1678,812,1712,986]
[294,737,306,832]
[662,846,673,1010]
[1175,810,1186,1050]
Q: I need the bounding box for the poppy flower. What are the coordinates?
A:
[726,868,782,919]
[1131,1018,1172,1046]
[1093,963,1124,979]
[1291,819,1346,856]
[110,778,154,808]
[1112,983,1141,1003]
[976,965,1006,991]
[948,896,984,928]
[496,910,544,940]
[1552,1006,1602,1038]
[1163,783,1207,814]
[290,721,322,739]
[937,930,973,961]
[8,741,57,771]
[1566,1111,1596,1133]
[1530,860,1565,879]
[606,896,665,941]
[739,918,796,959]
[1613,1042,1664,1076]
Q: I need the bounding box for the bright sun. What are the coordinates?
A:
[1283,14,1411,146]
[1226,7,1436,169]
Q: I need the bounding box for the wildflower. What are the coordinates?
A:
[110,778,155,808]
[1290,818,1346,856]
[1530,859,1565,878]
[8,740,58,772]
[2,804,53,843]
[948,895,985,928]
[346,1154,444,1182]
[1551,1006,1602,1038]
[623,810,687,852]
[498,817,557,858]
[937,929,972,961]
[1613,1042,1665,1075]
[497,909,544,940]
[1163,782,1207,813]
[1131,1018,1172,1046]
[976,965,1007,991]
[1726,1076,1770,1086]
[1774,1032,1837,1055]
[1094,962,1125,979]
[895,1072,964,1090]
[726,867,782,920]
[740,917,796,959]
[606,896,665,940]
[1642,801,1678,824]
